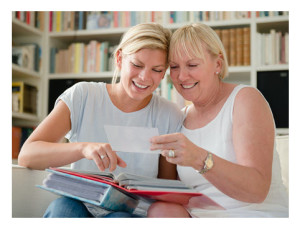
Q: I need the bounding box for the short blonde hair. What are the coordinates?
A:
[112,23,171,84]
[170,23,229,79]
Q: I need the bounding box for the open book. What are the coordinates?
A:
[37,167,224,213]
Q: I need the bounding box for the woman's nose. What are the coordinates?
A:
[178,68,190,81]
[139,69,151,80]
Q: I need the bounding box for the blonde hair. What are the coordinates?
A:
[112,23,171,84]
[170,23,229,79]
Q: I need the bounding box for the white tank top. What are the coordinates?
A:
[177,85,288,217]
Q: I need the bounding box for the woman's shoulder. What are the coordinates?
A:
[152,94,182,112]
[233,84,271,115]
[234,84,264,102]
[67,81,106,97]
[151,94,184,125]
[73,81,105,91]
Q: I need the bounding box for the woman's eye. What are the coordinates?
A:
[170,66,178,69]
[153,69,163,73]
[189,64,198,67]
[132,62,141,68]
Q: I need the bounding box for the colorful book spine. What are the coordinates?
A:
[12,127,22,159]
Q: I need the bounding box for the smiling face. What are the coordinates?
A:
[169,46,221,104]
[118,48,167,102]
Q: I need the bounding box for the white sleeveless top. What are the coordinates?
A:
[177,85,288,217]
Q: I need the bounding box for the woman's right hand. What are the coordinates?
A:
[81,143,127,172]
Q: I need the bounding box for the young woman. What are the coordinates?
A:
[148,23,288,217]
[18,23,184,217]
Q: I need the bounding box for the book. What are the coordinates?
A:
[12,126,34,159]
[221,29,230,66]
[39,169,139,213]
[12,43,41,72]
[20,127,34,149]
[256,30,289,66]
[229,28,236,66]
[243,27,251,66]
[12,126,22,159]
[12,82,38,114]
[38,167,224,213]
[236,28,244,66]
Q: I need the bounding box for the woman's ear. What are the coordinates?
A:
[215,53,223,74]
[116,50,122,69]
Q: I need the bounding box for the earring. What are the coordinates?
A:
[215,72,219,75]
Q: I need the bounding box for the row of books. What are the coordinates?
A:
[255,11,289,18]
[12,82,38,115]
[12,126,34,159]
[195,11,288,21]
[49,11,193,32]
[50,26,250,75]
[257,30,289,66]
[12,43,42,72]
[13,11,288,33]
[215,27,251,66]
[49,11,289,32]
[50,41,116,74]
[12,11,45,31]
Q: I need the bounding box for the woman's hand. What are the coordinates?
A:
[150,133,206,170]
[82,143,127,172]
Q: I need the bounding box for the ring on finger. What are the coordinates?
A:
[168,150,175,158]
[100,155,107,160]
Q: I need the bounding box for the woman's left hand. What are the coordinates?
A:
[150,133,206,169]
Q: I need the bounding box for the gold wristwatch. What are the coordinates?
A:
[197,151,214,174]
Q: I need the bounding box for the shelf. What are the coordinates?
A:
[256,64,289,72]
[255,15,289,24]
[204,18,252,28]
[12,64,42,79]
[276,128,289,135]
[13,11,289,127]
[49,27,128,43]
[12,159,18,165]
[12,18,43,37]
[164,19,252,30]
[228,66,251,73]
[256,16,289,33]
[48,71,114,80]
[48,18,254,43]
[12,112,39,121]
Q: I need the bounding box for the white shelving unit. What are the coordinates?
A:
[12,11,289,134]
[12,17,46,127]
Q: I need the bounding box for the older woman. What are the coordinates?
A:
[148,23,288,217]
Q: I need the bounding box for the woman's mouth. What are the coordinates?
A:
[181,82,198,89]
[133,81,149,89]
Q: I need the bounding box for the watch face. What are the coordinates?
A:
[206,159,213,169]
[205,153,214,169]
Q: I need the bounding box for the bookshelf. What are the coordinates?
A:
[12,13,46,163]
[12,11,289,146]
[12,16,46,127]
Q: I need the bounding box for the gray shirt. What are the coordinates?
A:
[56,81,184,178]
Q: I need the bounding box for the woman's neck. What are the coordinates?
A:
[106,83,152,113]
[193,81,224,113]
